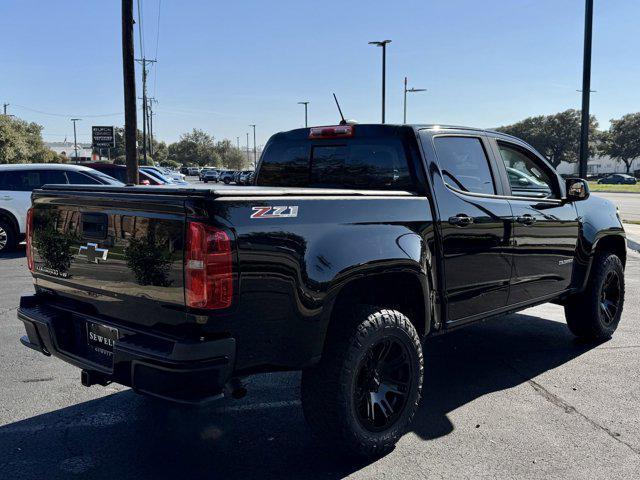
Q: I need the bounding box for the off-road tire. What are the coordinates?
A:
[565,253,625,341]
[301,306,423,457]
[0,219,17,254]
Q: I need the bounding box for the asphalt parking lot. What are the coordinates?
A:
[1,242,639,480]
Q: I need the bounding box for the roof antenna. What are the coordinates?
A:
[333,93,347,125]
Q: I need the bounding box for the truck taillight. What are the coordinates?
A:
[185,222,233,310]
[309,125,354,139]
[26,208,34,272]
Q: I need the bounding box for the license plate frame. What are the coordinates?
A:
[86,321,119,356]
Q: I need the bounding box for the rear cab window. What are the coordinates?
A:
[256,126,418,191]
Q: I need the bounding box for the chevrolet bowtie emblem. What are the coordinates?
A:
[78,243,109,264]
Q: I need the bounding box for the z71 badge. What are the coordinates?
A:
[251,206,299,219]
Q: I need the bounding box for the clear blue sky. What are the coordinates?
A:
[1,0,638,147]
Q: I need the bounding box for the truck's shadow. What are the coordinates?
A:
[0,312,598,480]
[0,245,26,259]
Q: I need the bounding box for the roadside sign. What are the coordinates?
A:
[92,126,115,149]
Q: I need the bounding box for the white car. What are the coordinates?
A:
[0,163,122,253]
[159,167,186,182]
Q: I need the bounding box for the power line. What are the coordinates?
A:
[11,104,125,118]
[136,0,145,57]
[153,0,162,96]
[154,0,162,60]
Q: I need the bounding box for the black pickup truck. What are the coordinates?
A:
[18,124,626,456]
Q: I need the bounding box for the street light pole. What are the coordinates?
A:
[578,0,594,179]
[298,101,309,127]
[71,118,81,162]
[236,136,240,151]
[403,76,426,124]
[250,124,257,168]
[369,40,391,124]
[246,132,250,166]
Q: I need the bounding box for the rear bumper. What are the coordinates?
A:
[18,295,236,405]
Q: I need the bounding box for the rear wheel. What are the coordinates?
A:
[565,253,625,341]
[0,219,17,254]
[301,306,423,457]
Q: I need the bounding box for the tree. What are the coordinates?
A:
[496,109,599,168]
[0,116,62,164]
[167,129,219,167]
[224,148,246,170]
[599,113,640,174]
[159,159,180,169]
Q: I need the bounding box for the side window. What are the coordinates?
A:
[14,170,44,191]
[498,143,556,199]
[0,171,23,191]
[433,136,495,195]
[41,170,68,185]
[66,171,101,185]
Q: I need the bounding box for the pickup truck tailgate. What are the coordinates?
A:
[29,187,187,334]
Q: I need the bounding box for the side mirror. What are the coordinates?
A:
[565,178,590,201]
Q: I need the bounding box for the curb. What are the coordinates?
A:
[627,238,640,254]
[591,190,640,195]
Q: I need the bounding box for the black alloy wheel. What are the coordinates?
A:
[354,337,412,432]
[599,270,621,325]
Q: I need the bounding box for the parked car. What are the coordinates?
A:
[199,168,216,181]
[219,170,236,184]
[597,173,637,185]
[505,166,552,197]
[187,167,201,176]
[140,166,188,186]
[0,163,123,253]
[150,166,186,183]
[19,124,626,457]
[201,169,219,183]
[84,163,167,185]
[238,170,254,185]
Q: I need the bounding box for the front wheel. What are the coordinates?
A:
[565,253,625,341]
[301,307,423,457]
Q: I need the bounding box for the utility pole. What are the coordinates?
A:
[246,132,250,166]
[298,101,309,127]
[578,0,594,179]
[2,103,8,115]
[369,40,391,124]
[71,118,81,162]
[249,125,257,168]
[122,0,138,184]
[135,58,156,165]
[403,77,426,124]
[236,136,240,151]
[147,97,156,157]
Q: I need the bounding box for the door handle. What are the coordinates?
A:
[1,195,12,201]
[448,214,474,227]
[516,214,536,226]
